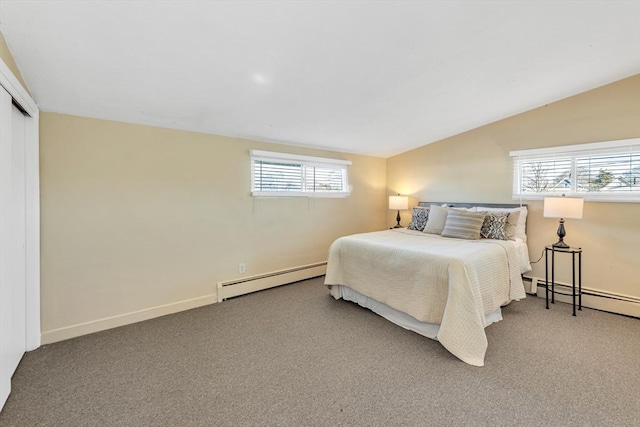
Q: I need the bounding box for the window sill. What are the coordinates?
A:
[252,191,351,198]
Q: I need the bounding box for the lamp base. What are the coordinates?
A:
[393,209,402,228]
[552,219,570,249]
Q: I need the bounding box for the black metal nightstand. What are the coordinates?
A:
[544,245,582,316]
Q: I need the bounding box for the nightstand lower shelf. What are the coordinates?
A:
[544,245,583,316]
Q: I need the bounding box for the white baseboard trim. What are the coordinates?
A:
[525,276,640,318]
[41,262,329,345]
[41,293,217,345]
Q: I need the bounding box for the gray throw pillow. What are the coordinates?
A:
[441,210,486,240]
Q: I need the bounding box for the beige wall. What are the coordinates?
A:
[40,113,386,338]
[388,75,640,306]
[0,32,30,93]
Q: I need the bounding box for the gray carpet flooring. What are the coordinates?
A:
[0,276,638,427]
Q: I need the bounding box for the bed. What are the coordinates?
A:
[325,202,530,366]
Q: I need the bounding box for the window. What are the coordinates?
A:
[250,150,352,197]
[510,138,640,202]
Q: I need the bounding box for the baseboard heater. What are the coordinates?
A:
[217,261,327,302]
[524,275,640,318]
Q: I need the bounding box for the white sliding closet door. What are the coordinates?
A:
[0,86,28,410]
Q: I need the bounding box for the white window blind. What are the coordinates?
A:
[510,138,640,202]
[250,150,352,197]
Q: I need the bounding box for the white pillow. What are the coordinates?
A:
[423,205,449,234]
[441,204,477,212]
[477,206,528,242]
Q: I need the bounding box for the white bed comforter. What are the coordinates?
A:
[325,229,526,366]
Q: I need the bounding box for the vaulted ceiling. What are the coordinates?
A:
[1,1,638,157]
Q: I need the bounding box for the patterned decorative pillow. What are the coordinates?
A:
[407,206,430,231]
[441,210,486,240]
[480,212,509,240]
[477,206,527,242]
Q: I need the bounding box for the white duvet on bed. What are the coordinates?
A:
[513,239,532,274]
[325,228,526,366]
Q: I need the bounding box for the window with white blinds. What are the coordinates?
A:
[510,138,640,202]
[250,150,352,197]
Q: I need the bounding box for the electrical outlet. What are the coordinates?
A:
[239,263,246,274]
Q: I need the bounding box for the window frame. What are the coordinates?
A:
[250,149,352,198]
[510,138,640,203]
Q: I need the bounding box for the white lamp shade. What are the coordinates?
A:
[389,195,408,210]
[543,197,584,219]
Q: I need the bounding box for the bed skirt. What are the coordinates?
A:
[330,284,503,341]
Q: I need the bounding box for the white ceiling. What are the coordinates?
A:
[1,1,638,158]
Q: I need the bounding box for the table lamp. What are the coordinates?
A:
[389,195,408,228]
[543,195,584,248]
